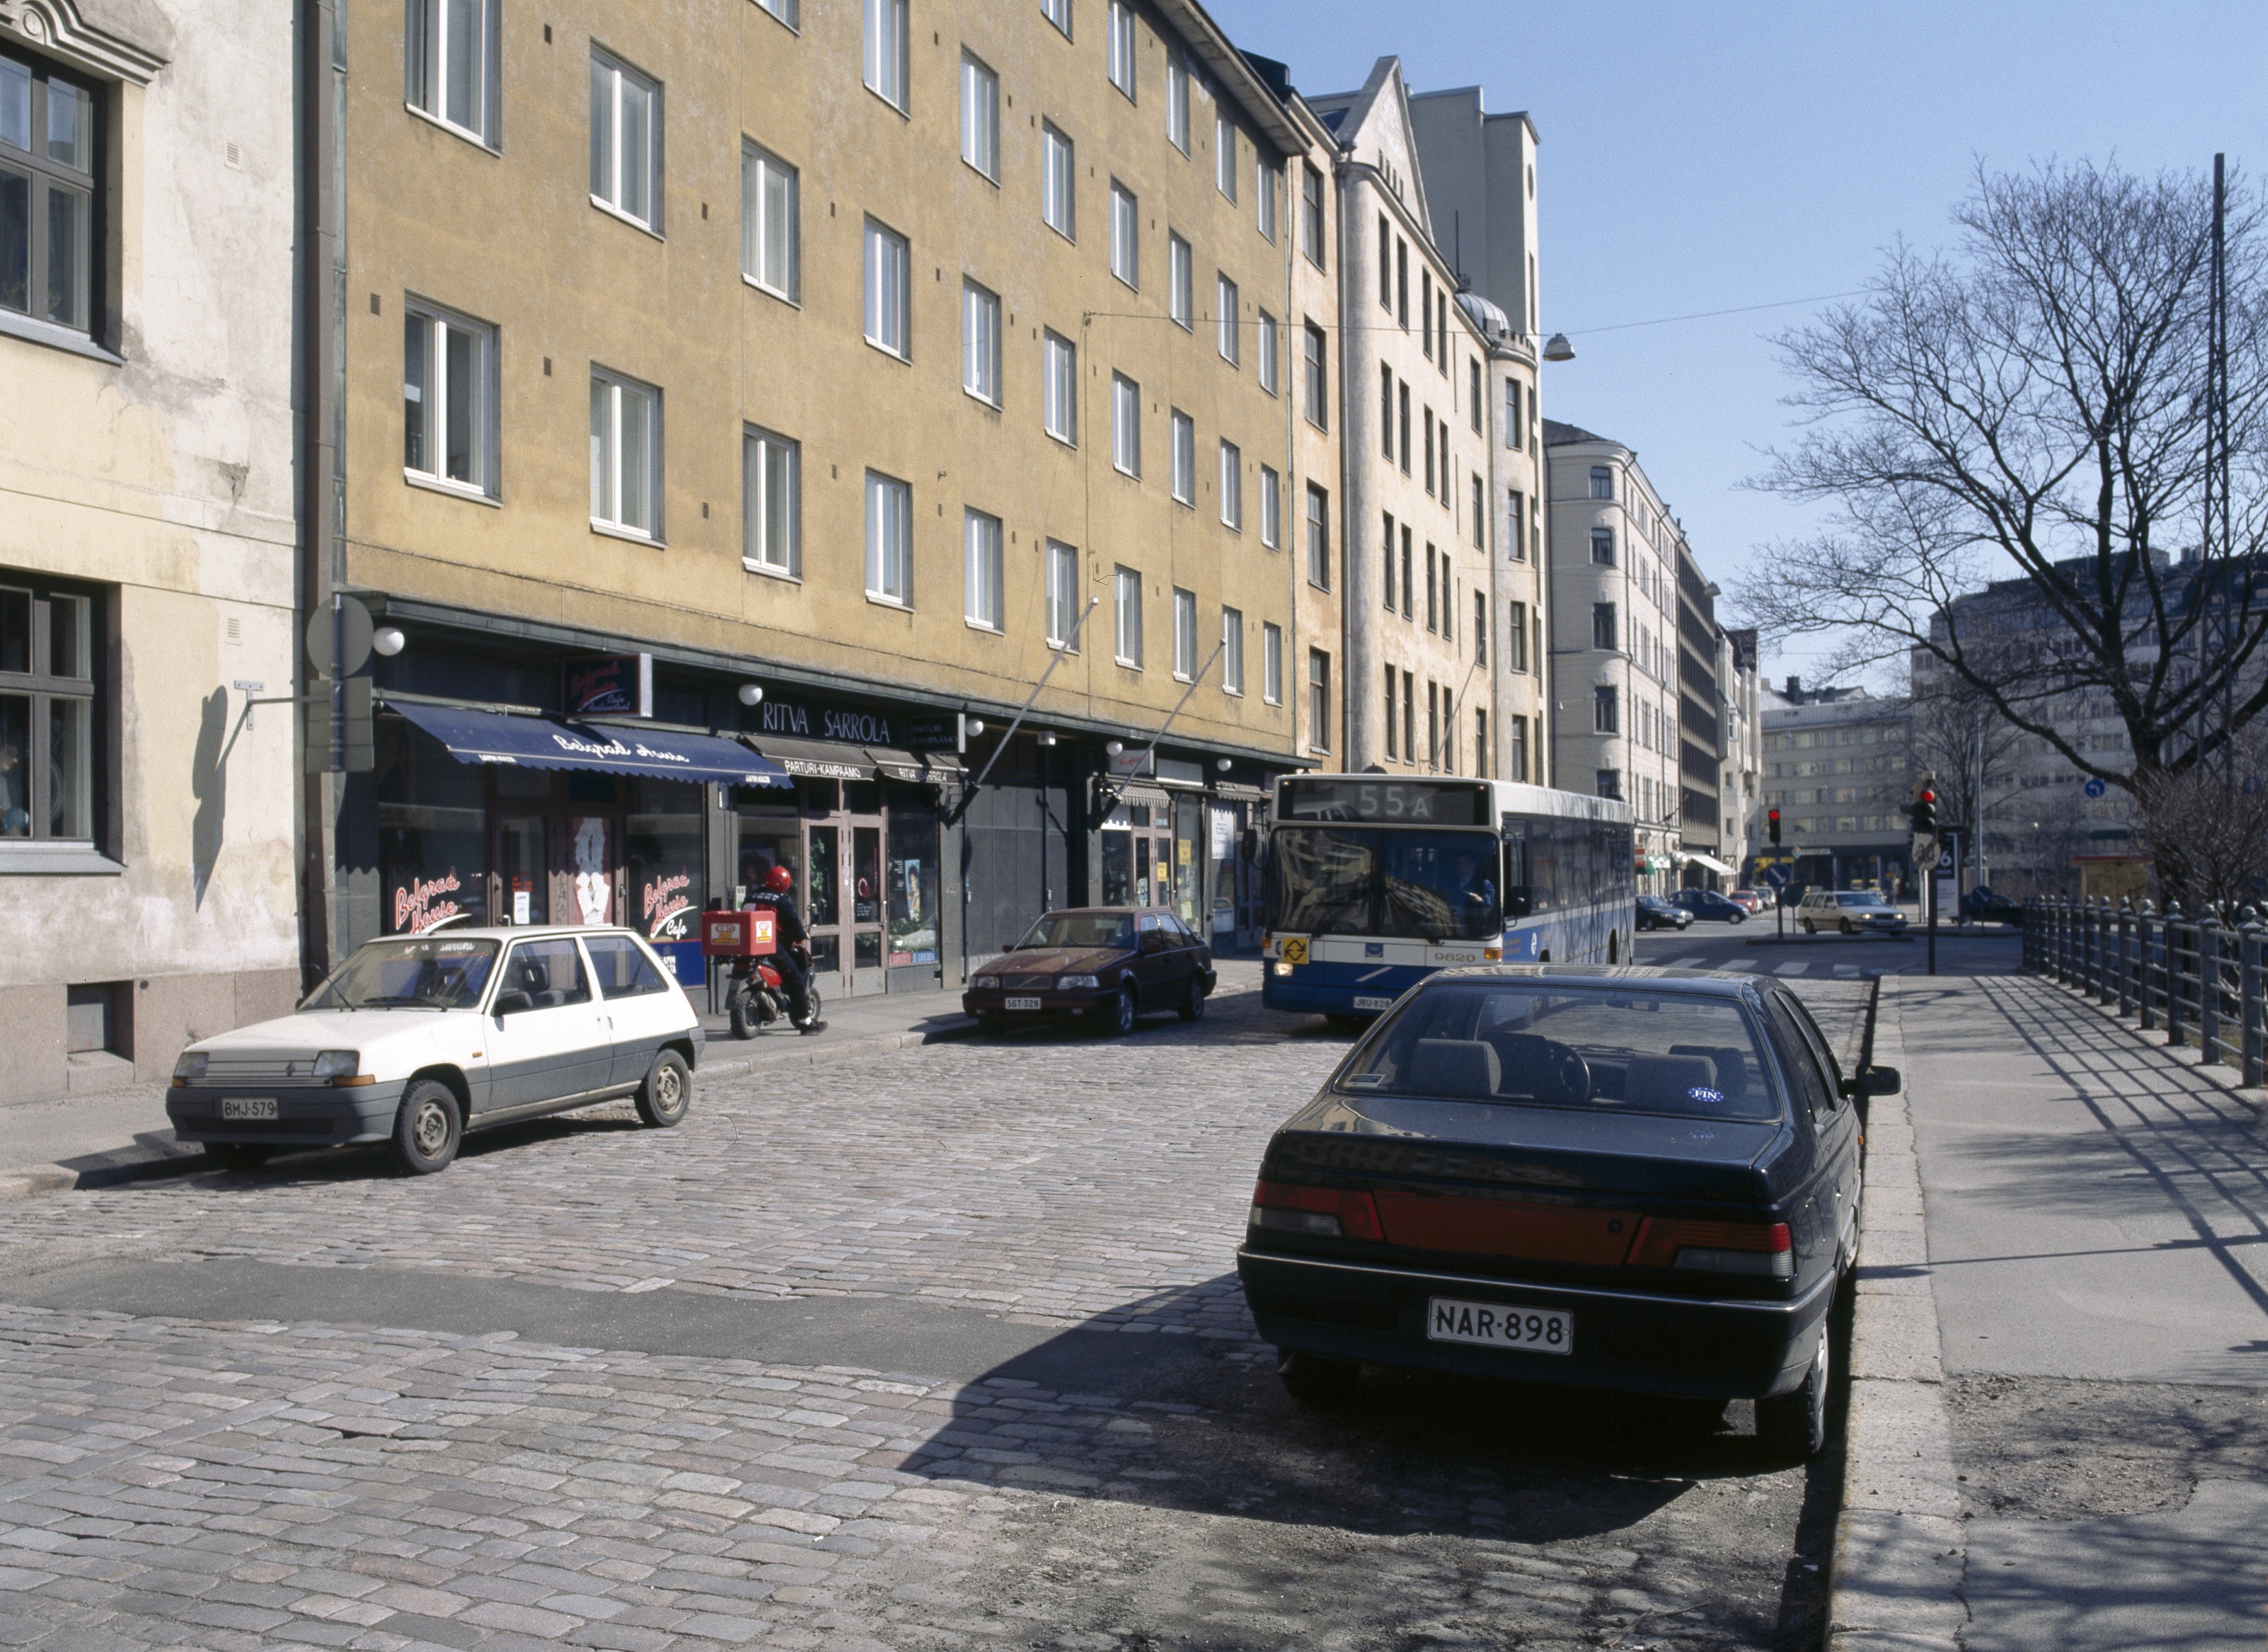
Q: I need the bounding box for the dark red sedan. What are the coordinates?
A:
[964,907,1216,1036]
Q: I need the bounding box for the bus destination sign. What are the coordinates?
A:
[1281,779,1489,825]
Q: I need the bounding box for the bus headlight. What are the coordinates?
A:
[1273,961,1294,977]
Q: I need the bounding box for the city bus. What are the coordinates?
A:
[1260,775,1636,1019]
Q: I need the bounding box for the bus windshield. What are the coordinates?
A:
[1269,828,1501,940]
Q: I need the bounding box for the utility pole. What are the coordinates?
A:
[1973,702,1986,893]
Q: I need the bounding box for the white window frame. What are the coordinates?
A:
[962,279,1001,405]
[1304,322,1328,427]
[742,424,800,577]
[1216,273,1238,365]
[1170,409,1194,504]
[1043,331,1078,445]
[1220,608,1245,694]
[1109,181,1139,289]
[1307,650,1330,751]
[589,48,662,233]
[1215,109,1236,201]
[589,366,661,539]
[1172,587,1197,682]
[865,470,913,606]
[1165,55,1189,152]
[1107,0,1136,98]
[741,142,799,302]
[960,52,999,181]
[1114,565,1144,667]
[402,298,499,499]
[863,217,910,359]
[1042,123,1076,239]
[1258,464,1280,547]
[1042,0,1073,40]
[1256,160,1277,242]
[405,0,498,148]
[863,0,908,110]
[1218,439,1242,530]
[964,508,1003,630]
[755,0,798,27]
[1301,162,1324,266]
[1262,622,1283,705]
[1304,483,1329,587]
[1256,309,1278,395]
[1112,372,1141,477]
[1168,232,1193,329]
[1046,540,1080,648]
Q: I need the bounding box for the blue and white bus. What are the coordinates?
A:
[1260,775,1637,1019]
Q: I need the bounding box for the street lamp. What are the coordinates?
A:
[1543,333,1575,362]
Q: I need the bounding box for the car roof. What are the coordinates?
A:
[360,926,645,943]
[1425,962,1765,999]
[1037,906,1173,916]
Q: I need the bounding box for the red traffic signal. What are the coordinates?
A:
[1911,786,1938,834]
[1767,808,1782,845]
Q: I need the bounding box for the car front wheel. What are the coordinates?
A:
[392,1079,462,1176]
[1103,985,1137,1037]
[634,1049,691,1128]
[1756,1318,1831,1461]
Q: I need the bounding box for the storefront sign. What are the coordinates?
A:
[1108,746,1154,777]
[563,653,653,718]
[906,713,962,752]
[641,871,695,939]
[393,870,467,934]
[756,696,894,747]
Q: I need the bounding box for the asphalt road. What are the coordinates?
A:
[1635,913,2024,980]
[0,980,1875,1652]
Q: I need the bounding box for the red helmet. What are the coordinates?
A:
[764,865,794,893]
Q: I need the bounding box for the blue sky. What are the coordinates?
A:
[1209,0,2268,689]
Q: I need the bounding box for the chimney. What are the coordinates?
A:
[1785,675,1801,697]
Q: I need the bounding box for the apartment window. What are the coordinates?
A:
[1403,668,1415,762]
[962,280,1000,403]
[1507,600,1528,671]
[756,0,797,26]
[743,426,800,576]
[1424,548,1437,632]
[1421,270,1432,357]
[1170,409,1195,503]
[1216,273,1238,365]
[1398,381,1411,472]
[1166,55,1190,151]
[1473,591,1487,665]
[1172,587,1197,680]
[1441,551,1454,641]
[0,575,99,846]
[1262,623,1283,705]
[1307,651,1331,751]
[1167,232,1193,329]
[1597,768,1623,801]
[1376,213,1391,309]
[960,53,999,180]
[1304,485,1329,588]
[1,54,100,338]
[1100,181,1139,289]
[403,301,497,495]
[1107,0,1136,97]
[1505,379,1521,449]
[1589,465,1614,501]
[1112,373,1141,476]
[1215,110,1236,201]
[1043,123,1075,238]
[1256,161,1277,242]
[1301,164,1324,266]
[865,470,912,605]
[741,144,799,300]
[1046,540,1080,647]
[1594,685,1618,735]
[1259,465,1281,547]
[1379,365,1394,458]
[863,218,910,357]
[1510,714,1528,782]
[405,0,497,146]
[1471,474,1485,549]
[1593,602,1617,650]
[589,49,661,231]
[965,509,1003,629]
[1303,323,1328,427]
[1507,489,1526,561]
[1590,528,1614,567]
[1469,359,1483,432]
[1396,237,1408,327]
[1256,310,1278,394]
[1042,0,1073,37]
[1475,709,1489,778]
[1114,566,1144,666]
[588,368,660,537]
[1423,408,1434,496]
[1383,667,1398,759]
[1400,526,1414,619]
[863,0,908,109]
[1221,608,1245,694]
[1427,684,1440,767]
[1218,440,1242,529]
[1043,331,1077,443]
[1381,511,1396,609]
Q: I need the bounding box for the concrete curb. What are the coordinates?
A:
[2023,970,2267,1109]
[1828,974,1967,1651]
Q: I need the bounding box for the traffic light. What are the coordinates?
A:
[1768,808,1781,846]
[1911,786,1937,836]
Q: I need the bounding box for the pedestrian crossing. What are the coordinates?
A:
[1654,954,1871,978]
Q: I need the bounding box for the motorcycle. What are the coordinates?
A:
[726,955,823,1038]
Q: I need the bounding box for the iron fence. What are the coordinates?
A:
[2023,897,2267,1085]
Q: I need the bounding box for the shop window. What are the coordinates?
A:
[0,573,103,853]
[626,776,704,943]
[885,779,940,967]
[376,716,489,931]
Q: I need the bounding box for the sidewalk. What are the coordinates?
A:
[1832,971,2268,1651]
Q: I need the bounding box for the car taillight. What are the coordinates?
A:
[1248,1178,1385,1241]
[1628,1217,1793,1278]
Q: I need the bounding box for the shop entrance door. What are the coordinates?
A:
[804,798,889,999]
[487,771,623,931]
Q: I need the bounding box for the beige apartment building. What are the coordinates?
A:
[320,0,1321,992]
[0,1,300,1103]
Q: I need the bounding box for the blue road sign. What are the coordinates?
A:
[1763,865,1792,890]
[2084,778,2107,798]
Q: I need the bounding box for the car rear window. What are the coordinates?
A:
[1338,981,1783,1122]
[586,934,670,998]
[1837,892,1890,908]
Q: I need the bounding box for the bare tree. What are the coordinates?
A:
[1905,667,2032,862]
[2135,725,2268,909]
[1737,160,2268,809]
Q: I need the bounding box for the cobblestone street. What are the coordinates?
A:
[0,984,1869,1651]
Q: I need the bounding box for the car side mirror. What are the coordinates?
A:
[492,989,535,1017]
[1504,886,1534,919]
[1842,1066,1901,1099]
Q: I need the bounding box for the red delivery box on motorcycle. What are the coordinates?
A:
[701,909,777,957]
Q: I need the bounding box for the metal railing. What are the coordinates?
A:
[2023,897,2267,1085]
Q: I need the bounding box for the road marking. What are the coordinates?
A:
[1665,956,1709,968]
[1772,961,1810,976]
[1833,965,1862,977]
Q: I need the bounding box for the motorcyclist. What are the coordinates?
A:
[745,865,825,1034]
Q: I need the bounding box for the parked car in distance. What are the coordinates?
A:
[1636,893,1695,931]
[1796,889,1910,936]
[1237,964,1897,1460]
[1727,888,1768,914]
[1671,888,1749,924]
[167,927,702,1176]
[964,907,1215,1036]
[1961,884,2025,925]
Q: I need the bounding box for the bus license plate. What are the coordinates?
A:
[1351,995,1395,1011]
[1426,1296,1572,1355]
[220,1098,277,1121]
[1004,997,1043,1011]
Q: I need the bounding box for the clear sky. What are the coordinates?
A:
[1208,0,2268,690]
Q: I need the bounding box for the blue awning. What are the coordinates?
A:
[387,699,792,788]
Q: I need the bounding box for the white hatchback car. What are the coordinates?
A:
[167,927,705,1174]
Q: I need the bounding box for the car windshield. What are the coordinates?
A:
[1837,892,1891,908]
[302,937,502,1011]
[1014,912,1135,951]
[1338,981,1783,1123]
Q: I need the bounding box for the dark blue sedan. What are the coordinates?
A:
[1672,888,1749,924]
[1235,965,1896,1459]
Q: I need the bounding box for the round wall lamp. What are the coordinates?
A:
[966,719,986,737]
[736,684,765,706]
[1216,757,1232,771]
[1105,739,1125,757]
[372,626,406,658]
